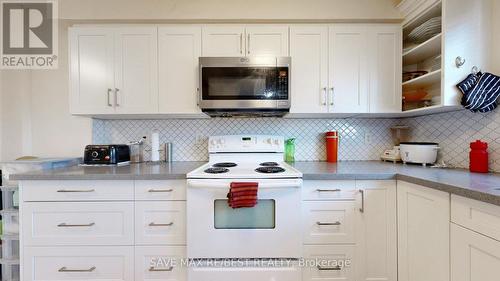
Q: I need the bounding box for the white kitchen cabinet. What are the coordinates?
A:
[69,28,115,114]
[245,25,289,56]
[158,26,202,114]
[356,180,397,281]
[451,223,500,281]
[23,246,134,281]
[135,201,186,245]
[202,25,246,56]
[329,25,369,113]
[69,26,158,115]
[303,245,356,281]
[114,27,158,114]
[135,246,186,281]
[289,25,329,114]
[368,25,402,113]
[397,181,450,281]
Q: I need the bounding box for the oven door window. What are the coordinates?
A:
[202,67,288,100]
[214,199,276,229]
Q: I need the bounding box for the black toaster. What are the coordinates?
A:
[84,145,130,165]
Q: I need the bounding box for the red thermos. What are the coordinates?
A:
[326,131,339,163]
[469,140,488,173]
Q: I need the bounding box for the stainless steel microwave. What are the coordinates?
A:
[199,57,291,117]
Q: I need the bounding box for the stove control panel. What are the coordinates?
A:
[209,135,284,153]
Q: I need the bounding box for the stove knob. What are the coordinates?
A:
[274,139,280,145]
[266,138,272,144]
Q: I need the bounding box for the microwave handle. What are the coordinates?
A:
[197,87,200,106]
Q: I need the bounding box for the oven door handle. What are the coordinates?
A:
[187,180,302,189]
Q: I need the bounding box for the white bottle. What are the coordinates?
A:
[151,131,160,162]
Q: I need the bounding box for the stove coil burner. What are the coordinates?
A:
[255,166,286,174]
[259,162,279,167]
[204,167,230,174]
[212,162,237,168]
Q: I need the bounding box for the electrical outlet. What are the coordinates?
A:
[195,135,205,146]
[364,132,372,144]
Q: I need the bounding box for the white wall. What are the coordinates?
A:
[493,1,500,73]
[59,0,402,20]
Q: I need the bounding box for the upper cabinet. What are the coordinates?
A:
[69,26,158,115]
[290,24,401,114]
[202,25,289,57]
[158,26,202,114]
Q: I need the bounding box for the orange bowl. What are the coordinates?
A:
[403,90,428,102]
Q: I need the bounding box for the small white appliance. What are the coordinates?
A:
[400,142,440,166]
[186,135,302,281]
[381,146,402,163]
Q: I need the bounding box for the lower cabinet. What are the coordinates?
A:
[303,245,356,281]
[135,246,186,281]
[397,181,450,281]
[23,246,134,281]
[451,223,500,281]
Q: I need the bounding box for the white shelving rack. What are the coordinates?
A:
[0,186,20,281]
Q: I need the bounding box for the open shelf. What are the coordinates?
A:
[403,0,442,36]
[403,33,441,65]
[402,69,441,91]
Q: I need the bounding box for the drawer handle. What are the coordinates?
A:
[57,189,95,193]
[149,266,174,272]
[57,222,95,227]
[316,221,341,226]
[359,189,365,213]
[148,188,174,193]
[58,266,96,272]
[149,222,174,227]
[316,189,341,192]
[317,265,341,271]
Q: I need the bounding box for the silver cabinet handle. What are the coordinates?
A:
[57,189,95,193]
[359,189,365,213]
[316,221,341,226]
[149,222,174,227]
[316,189,341,192]
[149,266,174,272]
[148,188,174,193]
[59,266,96,273]
[321,87,327,105]
[247,34,251,54]
[107,88,112,107]
[317,265,341,271]
[114,88,120,106]
[329,87,334,106]
[58,222,95,227]
[240,33,243,54]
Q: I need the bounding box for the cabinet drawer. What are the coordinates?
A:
[302,181,356,201]
[23,246,133,281]
[303,245,356,281]
[302,201,356,244]
[135,180,186,201]
[22,202,134,246]
[22,180,134,202]
[451,195,500,241]
[135,201,186,245]
[135,246,186,281]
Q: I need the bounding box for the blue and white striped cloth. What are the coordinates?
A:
[457,72,500,113]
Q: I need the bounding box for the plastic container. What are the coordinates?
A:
[470,140,489,173]
[326,131,339,163]
[285,138,296,162]
[1,236,19,260]
[1,260,20,281]
[0,158,80,185]
[0,211,19,235]
[0,187,19,210]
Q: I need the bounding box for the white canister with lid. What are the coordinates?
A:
[400,142,440,166]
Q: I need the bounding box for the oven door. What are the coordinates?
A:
[186,178,302,259]
[199,57,290,110]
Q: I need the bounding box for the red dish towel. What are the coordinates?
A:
[227,182,258,208]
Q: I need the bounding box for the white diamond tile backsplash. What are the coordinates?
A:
[92,109,500,172]
[93,118,399,162]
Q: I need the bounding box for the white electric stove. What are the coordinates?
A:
[186,135,303,281]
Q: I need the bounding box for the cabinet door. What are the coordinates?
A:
[69,27,115,114]
[368,25,402,113]
[158,26,202,114]
[329,25,369,113]
[246,25,289,56]
[202,25,245,56]
[397,181,450,281]
[135,246,186,281]
[451,223,500,281]
[114,27,158,114]
[289,25,329,113]
[356,180,397,281]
